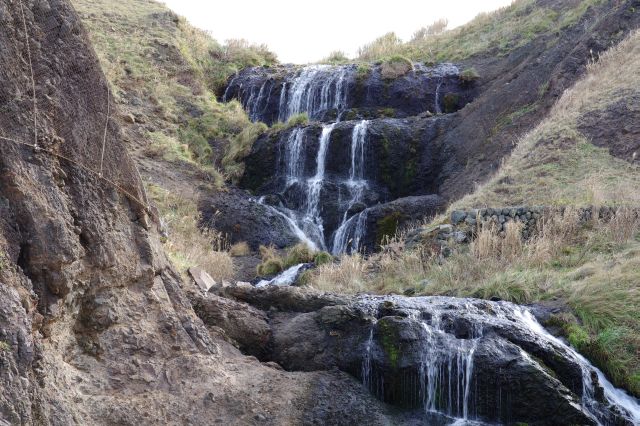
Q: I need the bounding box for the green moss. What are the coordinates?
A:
[377,212,405,246]
[459,67,480,83]
[378,319,401,369]
[443,93,460,113]
[313,251,334,266]
[0,340,10,352]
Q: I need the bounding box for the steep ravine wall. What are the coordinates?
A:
[0,1,398,424]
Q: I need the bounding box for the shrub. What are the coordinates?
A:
[358,32,403,61]
[322,50,349,64]
[459,67,480,83]
[285,243,316,266]
[380,55,413,80]
[257,258,284,276]
[285,113,309,128]
[313,251,334,266]
[256,245,285,276]
[410,19,449,42]
[229,241,250,257]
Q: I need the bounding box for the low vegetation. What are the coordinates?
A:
[256,243,333,277]
[454,30,640,208]
[72,0,276,180]
[147,183,234,282]
[380,56,413,80]
[357,0,605,63]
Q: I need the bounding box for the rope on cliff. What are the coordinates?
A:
[99,86,110,177]
[0,135,151,215]
[18,0,38,149]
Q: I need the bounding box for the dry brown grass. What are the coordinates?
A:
[147,183,234,282]
[229,241,251,257]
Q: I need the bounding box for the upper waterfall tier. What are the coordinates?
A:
[222,63,477,125]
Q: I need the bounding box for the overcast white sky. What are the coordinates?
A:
[161,0,515,64]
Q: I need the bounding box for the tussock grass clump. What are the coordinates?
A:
[147,184,234,282]
[459,67,480,83]
[222,122,268,182]
[256,243,333,277]
[322,50,350,64]
[380,56,413,80]
[229,241,250,257]
[285,113,309,129]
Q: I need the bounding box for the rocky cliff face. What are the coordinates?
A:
[0,1,400,424]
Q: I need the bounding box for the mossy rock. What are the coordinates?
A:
[377,318,402,369]
[376,211,405,246]
[443,93,460,113]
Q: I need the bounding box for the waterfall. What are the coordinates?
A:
[435,80,443,114]
[357,296,640,425]
[418,309,480,419]
[331,120,370,254]
[284,127,305,185]
[256,196,319,251]
[256,263,307,287]
[513,309,640,425]
[298,123,335,251]
[282,65,350,122]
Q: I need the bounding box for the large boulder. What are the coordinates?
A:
[199,187,299,249]
[215,287,637,425]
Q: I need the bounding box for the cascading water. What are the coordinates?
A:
[279,65,350,122]
[262,119,374,254]
[356,296,640,425]
[225,62,473,254]
[298,123,335,251]
[331,120,370,254]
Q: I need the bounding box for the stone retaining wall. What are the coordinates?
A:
[450,205,631,238]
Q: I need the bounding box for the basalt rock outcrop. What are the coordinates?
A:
[222,63,477,125]
[202,284,640,425]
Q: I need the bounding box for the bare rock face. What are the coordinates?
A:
[0,1,400,424]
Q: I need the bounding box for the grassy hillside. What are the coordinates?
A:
[312,30,640,396]
[71,0,274,279]
[72,0,273,177]
[357,0,605,63]
[453,30,640,208]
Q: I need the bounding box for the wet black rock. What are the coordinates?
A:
[222,63,478,125]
